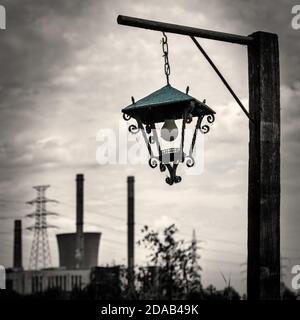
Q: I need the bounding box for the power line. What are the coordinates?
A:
[0,215,23,220]
[1,194,298,284]
[202,247,246,257]
[0,200,284,251]
[202,258,242,266]
[0,199,27,204]
[0,219,297,263]
[101,237,125,246]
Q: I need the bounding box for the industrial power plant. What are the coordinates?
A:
[4,173,131,296]
[56,174,101,270]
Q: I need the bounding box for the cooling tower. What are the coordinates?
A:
[56,232,101,269]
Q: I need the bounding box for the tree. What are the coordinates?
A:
[137,224,203,299]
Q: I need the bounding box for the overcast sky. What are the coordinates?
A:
[0,0,299,294]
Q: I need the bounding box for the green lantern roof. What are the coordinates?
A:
[122,84,215,124]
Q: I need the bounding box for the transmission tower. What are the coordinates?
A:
[191,229,202,286]
[26,185,58,270]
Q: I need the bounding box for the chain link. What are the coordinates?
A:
[161,32,170,85]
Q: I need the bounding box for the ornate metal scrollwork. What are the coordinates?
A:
[166,176,182,185]
[149,136,155,144]
[159,163,166,172]
[186,113,193,124]
[185,155,195,168]
[207,114,215,124]
[146,124,152,134]
[123,113,131,121]
[165,164,181,185]
[124,113,140,134]
[128,124,139,134]
[198,113,215,134]
[148,158,181,185]
[148,157,159,168]
[174,176,182,183]
[123,110,214,185]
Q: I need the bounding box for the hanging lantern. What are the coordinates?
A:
[121,33,216,185]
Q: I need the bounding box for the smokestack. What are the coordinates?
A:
[127,176,135,292]
[13,220,22,269]
[75,174,84,269]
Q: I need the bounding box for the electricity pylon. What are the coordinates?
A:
[26,185,58,270]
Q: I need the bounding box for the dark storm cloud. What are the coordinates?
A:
[223,0,300,86]
[0,0,103,167]
[0,0,78,89]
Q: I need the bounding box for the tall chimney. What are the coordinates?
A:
[75,174,84,269]
[13,220,22,269]
[127,176,135,293]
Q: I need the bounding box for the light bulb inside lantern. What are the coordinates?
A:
[161,119,179,142]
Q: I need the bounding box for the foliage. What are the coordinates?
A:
[136,224,203,299]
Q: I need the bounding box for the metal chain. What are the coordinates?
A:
[161,32,170,85]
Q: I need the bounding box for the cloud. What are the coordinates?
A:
[0,0,299,294]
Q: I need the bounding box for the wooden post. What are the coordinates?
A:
[247,32,280,300]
